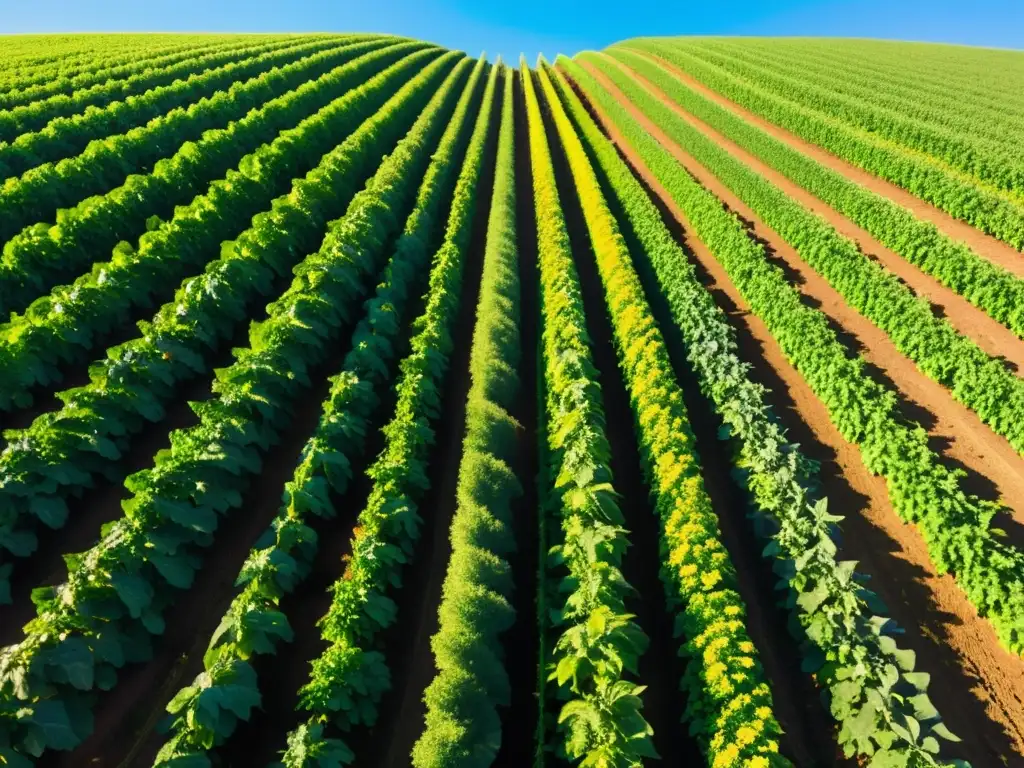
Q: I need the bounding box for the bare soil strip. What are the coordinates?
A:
[603,54,1024,375]
[578,59,1024,546]
[621,48,1024,277]
[563,62,1024,764]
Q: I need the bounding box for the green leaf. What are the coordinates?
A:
[25,699,82,751]
[30,495,69,529]
[111,571,154,618]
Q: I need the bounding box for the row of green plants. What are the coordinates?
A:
[624,40,1024,251]
[0,36,314,142]
[0,35,362,180]
[540,61,789,767]
[0,36,270,109]
[559,56,964,767]
[152,55,489,768]
[682,40,1023,151]
[726,39,1024,123]
[523,60,656,768]
[0,49,455,601]
[588,52,1024,455]
[0,41,425,399]
[605,49,1024,343]
[0,37,409,304]
[274,57,498,768]
[0,37,206,96]
[659,40,1024,196]
[569,53,1024,660]
[0,54,472,765]
[412,66,521,768]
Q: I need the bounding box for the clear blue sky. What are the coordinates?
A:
[1,0,1022,62]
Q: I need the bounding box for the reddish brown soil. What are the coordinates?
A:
[578,58,1024,547]
[565,61,1024,764]
[601,55,1024,376]
[621,48,1024,278]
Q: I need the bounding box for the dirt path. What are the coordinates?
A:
[602,54,1024,375]
[577,59,1024,547]
[618,48,1024,278]
[560,64,1024,764]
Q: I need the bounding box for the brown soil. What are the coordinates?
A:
[621,48,1024,277]
[577,58,1024,548]
[602,54,1024,376]
[563,61,1024,764]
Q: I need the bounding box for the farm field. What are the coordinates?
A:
[1,31,1023,768]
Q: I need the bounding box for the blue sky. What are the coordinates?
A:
[1,0,1022,61]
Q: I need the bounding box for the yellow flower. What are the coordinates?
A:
[736,725,758,747]
[701,570,722,589]
[712,744,740,767]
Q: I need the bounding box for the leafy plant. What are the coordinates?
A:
[273,57,499,768]
[413,66,522,768]
[539,60,787,767]
[153,53,489,768]
[522,60,655,768]
[0,52,469,764]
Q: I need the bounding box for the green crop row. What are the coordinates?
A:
[152,55,488,768]
[626,40,1024,251]
[0,36,365,181]
[647,41,1024,196]
[412,66,522,768]
[540,60,789,767]
[275,56,496,768]
[0,47,449,598]
[0,36,324,142]
[560,55,964,767]
[523,60,656,768]
[0,36,284,110]
[0,37,409,310]
[567,49,1024,671]
[0,52,470,765]
[604,49,1024,344]
[588,52,1024,455]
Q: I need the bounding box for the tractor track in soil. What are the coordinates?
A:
[561,64,1024,763]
